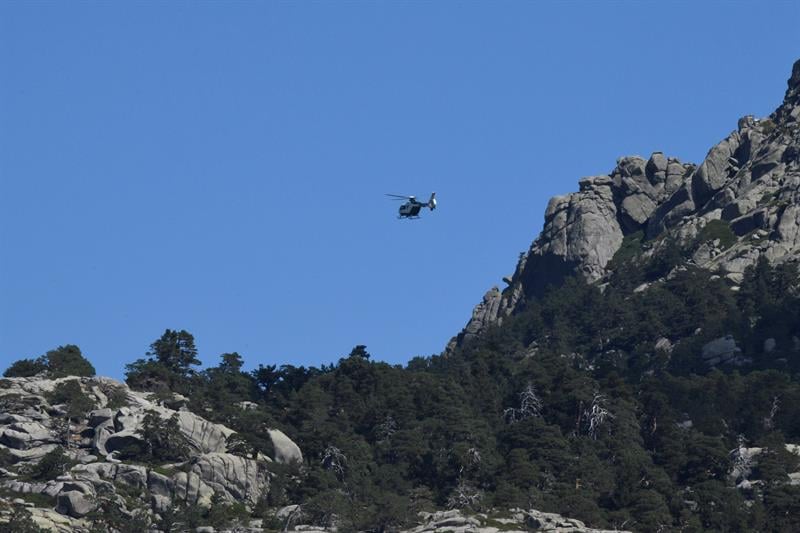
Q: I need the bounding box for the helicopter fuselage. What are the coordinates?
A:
[398,201,424,218]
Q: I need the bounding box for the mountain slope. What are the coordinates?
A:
[450,59,800,351]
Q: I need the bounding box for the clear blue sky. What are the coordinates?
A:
[2,2,799,379]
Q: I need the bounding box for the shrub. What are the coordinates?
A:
[3,345,94,379]
[1,506,47,532]
[139,410,191,463]
[104,385,129,409]
[759,190,778,206]
[3,357,47,378]
[0,447,16,468]
[204,493,250,530]
[47,380,95,420]
[696,219,736,250]
[45,345,95,378]
[609,230,645,269]
[20,446,72,481]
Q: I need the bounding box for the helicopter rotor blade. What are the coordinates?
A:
[386,194,413,200]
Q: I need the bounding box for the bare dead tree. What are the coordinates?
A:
[730,434,753,482]
[466,446,481,468]
[446,477,482,510]
[763,395,780,430]
[504,382,543,424]
[375,414,397,443]
[519,382,543,418]
[584,392,615,440]
[321,445,347,479]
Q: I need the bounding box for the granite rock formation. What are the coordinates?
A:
[0,375,301,530]
[450,59,800,351]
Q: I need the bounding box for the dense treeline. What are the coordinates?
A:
[5,257,800,531]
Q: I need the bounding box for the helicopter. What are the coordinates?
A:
[386,192,437,219]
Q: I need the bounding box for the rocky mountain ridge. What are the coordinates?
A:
[450,59,800,351]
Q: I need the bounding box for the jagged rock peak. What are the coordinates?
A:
[449,57,800,353]
[787,58,800,97]
[775,58,800,125]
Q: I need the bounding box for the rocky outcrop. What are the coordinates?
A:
[730,443,800,489]
[268,428,304,465]
[450,59,800,352]
[701,335,751,367]
[0,375,301,528]
[187,452,269,507]
[448,153,694,351]
[403,508,630,533]
[278,508,630,533]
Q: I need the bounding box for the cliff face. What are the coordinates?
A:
[450,59,800,351]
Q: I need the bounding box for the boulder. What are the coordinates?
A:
[151,493,172,513]
[147,470,173,497]
[646,152,668,184]
[0,421,54,449]
[172,470,215,507]
[174,410,231,453]
[87,408,113,428]
[692,131,743,208]
[655,337,673,354]
[103,430,145,456]
[28,507,88,533]
[268,428,303,464]
[519,175,623,296]
[56,490,96,518]
[71,462,148,490]
[702,335,746,366]
[189,452,268,507]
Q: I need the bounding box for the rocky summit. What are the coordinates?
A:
[450,59,800,351]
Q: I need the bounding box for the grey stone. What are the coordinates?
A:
[151,493,172,514]
[268,428,303,464]
[702,335,742,366]
[173,470,215,507]
[693,131,742,207]
[56,490,96,518]
[72,462,148,490]
[238,401,259,411]
[520,174,623,295]
[189,452,268,507]
[87,408,113,427]
[277,504,302,520]
[147,470,173,497]
[103,430,144,456]
[646,152,668,184]
[655,338,673,354]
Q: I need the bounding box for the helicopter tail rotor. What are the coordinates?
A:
[428,192,437,210]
